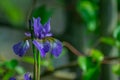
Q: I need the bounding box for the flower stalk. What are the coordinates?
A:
[29,20,38,80]
[37,50,41,80]
[33,46,38,80]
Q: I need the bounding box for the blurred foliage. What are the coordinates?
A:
[113,23,120,48]
[100,37,115,46]
[4,59,18,69]
[22,56,34,64]
[118,0,120,11]
[90,49,104,62]
[78,56,101,80]
[0,0,24,26]
[112,63,120,75]
[76,0,98,31]
[99,23,120,49]
[0,58,25,80]
[113,23,120,41]
[32,5,53,24]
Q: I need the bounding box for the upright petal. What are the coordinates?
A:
[33,40,46,57]
[13,40,30,57]
[43,19,51,33]
[33,17,43,38]
[24,72,32,80]
[50,39,63,57]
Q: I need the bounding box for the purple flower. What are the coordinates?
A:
[9,77,16,80]
[24,72,32,80]
[33,17,52,39]
[13,17,63,57]
[9,73,32,80]
[13,40,30,57]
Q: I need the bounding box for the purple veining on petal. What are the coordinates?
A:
[32,17,52,39]
[51,39,63,57]
[13,40,30,57]
[24,72,32,80]
[43,41,51,53]
[33,40,51,57]
[33,17,43,38]
[33,40,46,57]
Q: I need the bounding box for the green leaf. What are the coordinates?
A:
[112,63,120,75]
[76,0,97,31]
[32,5,53,24]
[0,67,5,74]
[83,66,100,80]
[78,56,100,80]
[76,1,96,21]
[21,56,34,64]
[112,24,120,48]
[87,20,96,31]
[41,60,49,67]
[78,56,87,71]
[3,71,15,80]
[41,59,54,70]
[4,59,18,69]
[90,49,104,62]
[113,24,120,41]
[100,37,115,46]
[0,62,4,67]
[78,56,94,72]
[15,66,25,75]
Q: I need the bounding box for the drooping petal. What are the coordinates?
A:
[33,40,46,57]
[33,17,43,38]
[43,41,51,53]
[33,40,51,57]
[9,77,16,80]
[24,72,32,80]
[50,39,63,57]
[13,40,30,57]
[43,19,51,33]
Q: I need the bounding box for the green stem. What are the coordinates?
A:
[33,46,38,80]
[37,50,41,80]
[29,20,38,80]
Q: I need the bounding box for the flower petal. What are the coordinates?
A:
[33,40,46,57]
[24,72,32,80]
[13,40,30,57]
[25,32,31,37]
[51,39,63,57]
[9,77,16,80]
[44,19,51,33]
[33,17,43,38]
[45,33,52,37]
[43,41,51,53]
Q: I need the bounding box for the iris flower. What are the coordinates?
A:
[13,17,63,57]
[9,72,32,80]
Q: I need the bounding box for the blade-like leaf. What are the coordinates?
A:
[22,56,34,64]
